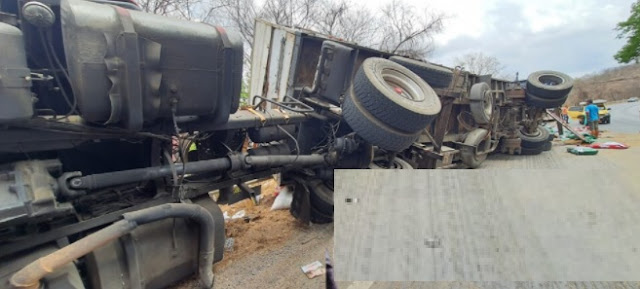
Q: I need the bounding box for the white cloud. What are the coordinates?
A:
[352,0,632,77]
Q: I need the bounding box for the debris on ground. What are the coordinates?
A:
[564,131,596,144]
[589,142,629,149]
[214,177,302,271]
[301,260,325,279]
[567,146,599,155]
[562,139,583,145]
[270,186,293,211]
[225,238,235,252]
[231,210,246,219]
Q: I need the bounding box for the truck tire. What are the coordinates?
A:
[369,157,415,169]
[343,89,420,151]
[525,92,567,109]
[469,82,494,124]
[518,126,550,149]
[460,128,490,168]
[526,70,573,100]
[310,204,333,224]
[389,56,453,88]
[541,141,552,151]
[352,57,441,133]
[309,180,333,216]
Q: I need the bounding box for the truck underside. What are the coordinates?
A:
[0,1,573,288]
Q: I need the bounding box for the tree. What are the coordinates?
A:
[222,0,444,60]
[378,0,445,58]
[138,0,226,21]
[454,52,505,76]
[614,1,640,64]
[313,0,379,44]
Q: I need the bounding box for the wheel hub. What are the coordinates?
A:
[381,68,424,101]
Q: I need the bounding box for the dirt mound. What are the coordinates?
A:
[215,191,302,270]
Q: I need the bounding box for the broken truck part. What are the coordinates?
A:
[1,0,573,287]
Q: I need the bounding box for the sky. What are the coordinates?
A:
[353,0,633,78]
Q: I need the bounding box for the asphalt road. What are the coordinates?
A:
[569,101,640,133]
[608,101,640,133]
[335,169,640,281]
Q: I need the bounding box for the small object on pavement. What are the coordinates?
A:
[223,211,230,221]
[589,142,629,149]
[224,238,235,252]
[270,186,293,211]
[345,198,359,203]
[424,237,442,248]
[301,260,326,279]
[567,146,598,155]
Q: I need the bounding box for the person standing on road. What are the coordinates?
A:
[561,106,569,123]
[585,99,600,138]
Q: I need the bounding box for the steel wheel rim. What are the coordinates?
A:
[538,74,564,86]
[381,68,425,101]
[483,92,492,117]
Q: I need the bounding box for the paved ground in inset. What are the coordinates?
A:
[334,169,640,281]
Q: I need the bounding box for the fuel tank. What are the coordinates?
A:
[60,0,243,130]
[0,22,33,123]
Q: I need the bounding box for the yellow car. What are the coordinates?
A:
[567,102,611,124]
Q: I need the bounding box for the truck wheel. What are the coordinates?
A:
[369,157,415,169]
[526,70,574,99]
[469,83,494,124]
[343,90,420,151]
[460,128,490,168]
[352,57,441,133]
[310,205,333,224]
[389,56,453,88]
[524,92,567,109]
[518,126,550,149]
[309,180,333,216]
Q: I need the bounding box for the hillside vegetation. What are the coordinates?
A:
[567,63,640,105]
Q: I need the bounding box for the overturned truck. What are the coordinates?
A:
[0,1,573,288]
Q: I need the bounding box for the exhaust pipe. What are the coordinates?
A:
[10,203,217,289]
